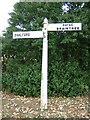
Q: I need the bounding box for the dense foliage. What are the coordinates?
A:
[2,2,90,97]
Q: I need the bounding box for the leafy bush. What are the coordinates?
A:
[48,60,89,97]
[2,58,89,97]
[2,58,41,97]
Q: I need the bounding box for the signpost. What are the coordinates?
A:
[13,18,82,111]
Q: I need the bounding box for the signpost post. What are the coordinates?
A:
[13,18,82,111]
[41,18,48,111]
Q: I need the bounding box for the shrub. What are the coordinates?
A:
[2,58,41,97]
[2,58,89,97]
[48,60,89,97]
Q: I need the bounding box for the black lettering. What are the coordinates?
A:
[66,27,68,29]
[23,33,27,36]
[57,27,62,31]
[63,24,68,26]
[16,34,21,37]
[22,33,25,36]
[77,27,79,30]
[62,28,64,30]
[69,24,73,26]
[28,33,30,36]
[15,34,17,37]
[22,33,30,36]
[57,28,59,30]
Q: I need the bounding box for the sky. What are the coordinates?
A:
[0,0,19,36]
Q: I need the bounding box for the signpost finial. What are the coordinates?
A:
[43,18,48,24]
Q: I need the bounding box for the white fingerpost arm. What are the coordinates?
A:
[41,18,48,111]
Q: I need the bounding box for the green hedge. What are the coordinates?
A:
[2,59,89,97]
[48,61,89,97]
[2,59,41,97]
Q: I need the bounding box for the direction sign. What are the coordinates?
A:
[48,23,82,31]
[13,31,43,39]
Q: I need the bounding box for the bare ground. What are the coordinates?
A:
[1,91,90,119]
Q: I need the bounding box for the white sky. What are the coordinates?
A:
[0,0,19,36]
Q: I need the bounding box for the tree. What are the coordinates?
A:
[2,2,89,97]
[3,2,63,65]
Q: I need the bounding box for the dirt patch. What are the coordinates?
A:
[1,91,89,118]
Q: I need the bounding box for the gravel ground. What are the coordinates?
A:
[1,91,90,119]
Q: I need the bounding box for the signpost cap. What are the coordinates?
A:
[43,18,48,24]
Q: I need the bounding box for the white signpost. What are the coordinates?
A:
[13,18,82,111]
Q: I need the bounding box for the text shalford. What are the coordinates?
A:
[14,33,30,37]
